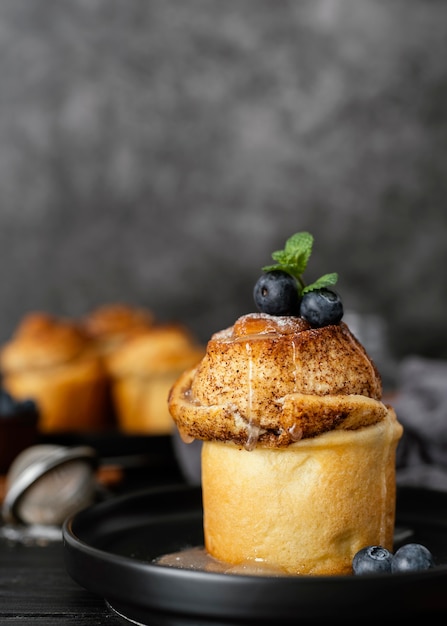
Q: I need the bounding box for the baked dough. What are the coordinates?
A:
[108,323,204,434]
[0,312,109,432]
[80,303,155,366]
[169,314,385,448]
[202,411,402,575]
[168,313,403,575]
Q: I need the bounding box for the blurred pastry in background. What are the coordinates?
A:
[79,303,156,426]
[108,323,205,435]
[80,303,155,369]
[0,312,109,433]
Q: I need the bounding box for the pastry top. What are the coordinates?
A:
[168,313,390,449]
[0,312,99,372]
[107,323,205,378]
[81,303,154,348]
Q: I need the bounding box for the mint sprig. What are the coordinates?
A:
[262,231,338,295]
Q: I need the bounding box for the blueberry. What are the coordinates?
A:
[0,388,16,417]
[352,545,394,575]
[299,288,343,327]
[391,543,434,573]
[18,398,39,416]
[253,270,300,316]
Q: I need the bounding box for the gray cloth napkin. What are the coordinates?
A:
[394,356,447,491]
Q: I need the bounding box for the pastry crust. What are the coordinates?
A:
[0,312,108,432]
[107,323,204,377]
[202,410,403,575]
[168,313,384,448]
[108,323,204,434]
[80,303,154,362]
[169,311,403,575]
[1,312,91,370]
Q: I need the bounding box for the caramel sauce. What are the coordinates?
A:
[154,546,288,577]
[244,341,259,451]
[232,314,310,338]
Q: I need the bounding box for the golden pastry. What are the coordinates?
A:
[80,302,155,366]
[0,312,109,433]
[169,232,403,576]
[108,323,204,435]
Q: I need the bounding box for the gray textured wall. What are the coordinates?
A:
[1,0,447,364]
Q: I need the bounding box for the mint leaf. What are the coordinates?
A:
[302,272,339,294]
[263,232,313,278]
[261,232,338,295]
[284,231,313,274]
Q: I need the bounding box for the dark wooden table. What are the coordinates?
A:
[0,532,126,624]
[2,434,447,625]
[0,433,187,625]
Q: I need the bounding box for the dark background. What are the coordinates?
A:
[1,0,447,367]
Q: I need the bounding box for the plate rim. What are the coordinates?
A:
[62,484,447,621]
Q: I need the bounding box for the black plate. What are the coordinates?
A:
[63,485,447,625]
[40,431,174,463]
